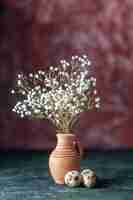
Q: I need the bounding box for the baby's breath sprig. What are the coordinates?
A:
[11,55,100,133]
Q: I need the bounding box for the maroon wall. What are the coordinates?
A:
[0,0,133,150]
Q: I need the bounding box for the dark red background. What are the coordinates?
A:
[0,0,133,150]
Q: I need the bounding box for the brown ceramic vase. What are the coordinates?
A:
[49,133,82,184]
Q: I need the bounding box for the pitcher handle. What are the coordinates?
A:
[73,139,83,158]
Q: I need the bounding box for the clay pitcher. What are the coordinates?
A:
[49,133,82,184]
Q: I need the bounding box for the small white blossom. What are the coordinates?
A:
[92,82,96,87]
[29,73,33,77]
[17,80,21,86]
[95,103,100,108]
[87,60,91,65]
[35,74,39,79]
[38,70,45,75]
[35,86,41,90]
[94,89,97,95]
[90,77,96,82]
[54,68,58,71]
[20,114,24,118]
[34,109,40,114]
[83,54,87,58]
[26,111,31,116]
[22,91,26,95]
[95,97,100,103]
[11,90,15,94]
[50,66,54,70]
[18,74,22,78]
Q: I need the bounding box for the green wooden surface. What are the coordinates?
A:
[0,151,133,200]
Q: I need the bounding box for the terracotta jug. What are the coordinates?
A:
[49,133,82,184]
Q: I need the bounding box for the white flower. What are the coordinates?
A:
[87,60,91,65]
[95,97,100,103]
[35,86,41,90]
[95,103,100,108]
[81,102,85,106]
[50,66,54,70]
[60,60,66,64]
[54,68,58,71]
[38,70,45,75]
[20,114,24,118]
[17,80,21,86]
[26,111,31,116]
[29,73,33,77]
[22,91,26,95]
[90,77,96,82]
[34,109,40,114]
[18,74,22,78]
[94,90,97,95]
[35,74,39,79]
[48,113,52,118]
[83,54,87,58]
[92,82,96,87]
[11,90,15,94]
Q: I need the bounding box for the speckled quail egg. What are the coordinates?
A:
[81,169,97,188]
[64,170,82,187]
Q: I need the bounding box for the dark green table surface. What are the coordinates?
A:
[0,150,133,200]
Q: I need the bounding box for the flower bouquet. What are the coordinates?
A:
[11,55,100,133]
